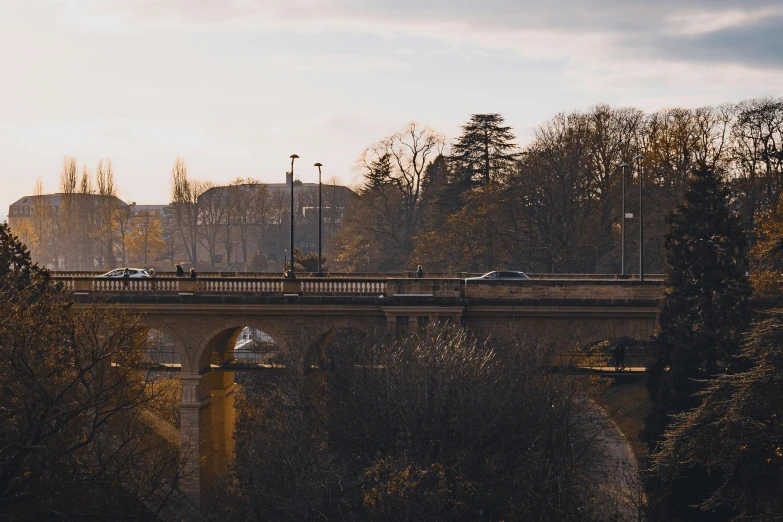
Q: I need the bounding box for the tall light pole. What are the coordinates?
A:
[314,162,323,276]
[289,154,299,280]
[620,163,630,276]
[634,155,644,281]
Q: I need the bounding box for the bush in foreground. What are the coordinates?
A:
[0,223,182,520]
[211,327,638,521]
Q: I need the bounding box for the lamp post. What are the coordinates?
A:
[289,154,299,279]
[634,154,644,281]
[620,163,630,276]
[314,162,323,275]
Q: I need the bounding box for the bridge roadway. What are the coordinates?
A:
[54,272,664,510]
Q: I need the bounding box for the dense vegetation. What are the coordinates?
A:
[0,223,181,520]
[209,327,639,521]
[332,98,783,274]
[640,165,783,521]
[5,98,783,520]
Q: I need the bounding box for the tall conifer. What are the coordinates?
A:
[451,114,517,187]
[643,165,750,519]
[644,165,750,446]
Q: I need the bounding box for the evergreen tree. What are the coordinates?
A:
[643,165,750,520]
[451,113,518,187]
[364,152,393,190]
[645,166,750,444]
[650,309,783,521]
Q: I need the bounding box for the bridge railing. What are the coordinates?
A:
[300,279,386,295]
[53,275,662,300]
[53,276,388,297]
[197,278,282,293]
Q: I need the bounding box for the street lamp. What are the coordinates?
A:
[634,155,644,281]
[289,154,299,280]
[314,162,323,276]
[620,163,630,277]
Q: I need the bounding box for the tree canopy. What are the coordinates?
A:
[642,166,751,521]
[650,310,783,520]
[210,326,638,521]
[0,223,181,520]
[451,113,518,187]
[644,165,750,446]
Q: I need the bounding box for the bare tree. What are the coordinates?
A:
[229,180,271,266]
[333,123,444,271]
[729,98,783,231]
[0,223,183,519]
[198,186,225,267]
[95,159,118,269]
[170,157,211,266]
[114,204,133,267]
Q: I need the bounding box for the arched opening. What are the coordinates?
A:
[218,327,280,369]
[196,323,285,374]
[186,323,286,495]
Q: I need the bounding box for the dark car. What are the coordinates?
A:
[465,271,530,281]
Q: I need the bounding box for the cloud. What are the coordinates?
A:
[655,15,783,68]
[51,0,783,73]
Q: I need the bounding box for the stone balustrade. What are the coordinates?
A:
[56,276,388,297]
[54,275,664,301]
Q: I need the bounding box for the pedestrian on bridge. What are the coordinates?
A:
[189,268,197,279]
[122,267,130,289]
[416,265,424,278]
[175,264,185,277]
[148,268,157,290]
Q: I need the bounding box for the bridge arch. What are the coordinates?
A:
[139,317,187,367]
[195,318,290,374]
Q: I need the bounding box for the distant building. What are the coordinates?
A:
[8,193,129,221]
[8,193,129,270]
[191,182,356,268]
[129,204,170,220]
[10,194,118,219]
[7,179,357,271]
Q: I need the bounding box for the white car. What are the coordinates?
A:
[466,271,530,281]
[96,268,150,279]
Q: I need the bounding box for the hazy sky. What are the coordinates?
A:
[2,0,782,219]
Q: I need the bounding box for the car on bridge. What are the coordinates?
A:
[466,271,530,281]
[96,268,151,279]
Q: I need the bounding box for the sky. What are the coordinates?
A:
[1,0,782,219]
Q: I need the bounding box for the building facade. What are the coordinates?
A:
[8,181,356,272]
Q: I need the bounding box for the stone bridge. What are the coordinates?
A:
[55,273,664,510]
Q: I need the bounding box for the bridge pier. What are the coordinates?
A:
[179,371,236,509]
